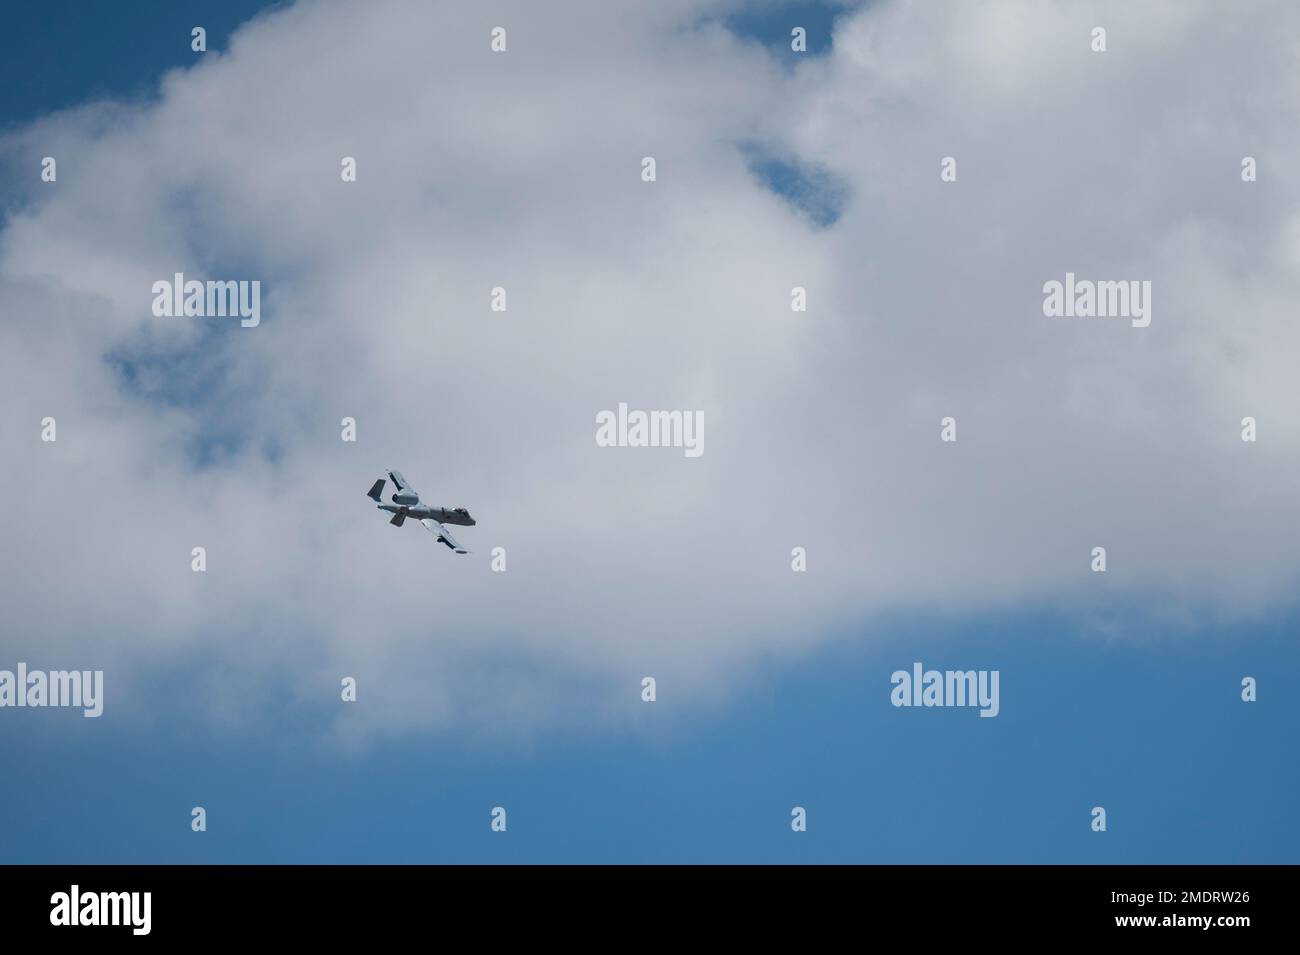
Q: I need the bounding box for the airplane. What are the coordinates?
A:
[366,469,476,554]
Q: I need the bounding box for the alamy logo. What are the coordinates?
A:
[890,662,1000,718]
[151,272,261,327]
[1042,272,1151,328]
[50,885,151,935]
[595,402,704,458]
[0,663,103,717]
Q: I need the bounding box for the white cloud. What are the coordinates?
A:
[1,0,1297,741]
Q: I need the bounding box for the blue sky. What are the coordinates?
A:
[0,1,286,129]
[3,607,1296,863]
[1,1,1297,864]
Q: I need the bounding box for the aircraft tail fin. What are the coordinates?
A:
[367,479,385,502]
[389,510,407,527]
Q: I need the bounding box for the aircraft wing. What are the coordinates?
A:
[389,469,415,495]
[420,519,468,554]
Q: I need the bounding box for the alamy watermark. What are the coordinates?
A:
[0,663,103,717]
[50,885,150,935]
[595,402,704,458]
[890,662,999,718]
[151,272,261,327]
[1042,272,1151,328]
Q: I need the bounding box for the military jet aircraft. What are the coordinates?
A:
[366,469,475,554]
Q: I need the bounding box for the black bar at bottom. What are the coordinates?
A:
[0,865,1287,940]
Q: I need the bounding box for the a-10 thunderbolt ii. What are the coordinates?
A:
[366,469,476,554]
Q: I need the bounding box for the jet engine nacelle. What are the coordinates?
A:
[392,490,419,506]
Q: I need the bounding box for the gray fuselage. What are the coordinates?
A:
[378,504,476,526]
